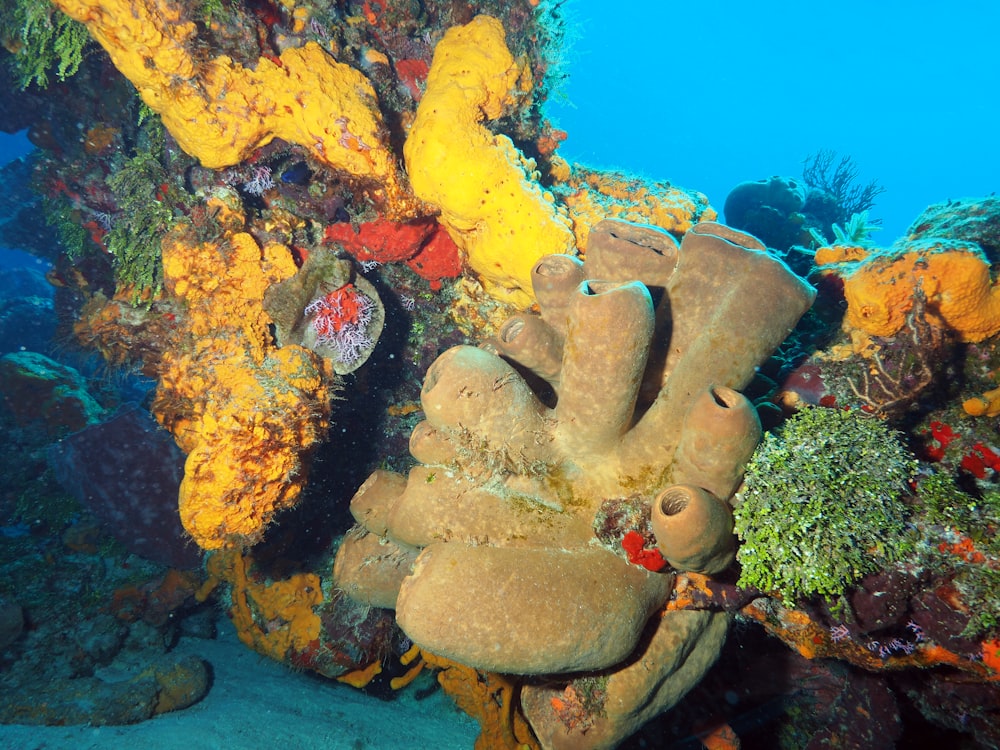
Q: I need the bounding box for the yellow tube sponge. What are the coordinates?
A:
[403,15,576,307]
[818,239,1000,342]
[153,205,334,550]
[51,0,409,212]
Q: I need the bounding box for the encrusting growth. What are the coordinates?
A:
[50,0,414,214]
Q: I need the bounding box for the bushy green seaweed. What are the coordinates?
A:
[106,147,174,304]
[1,0,91,89]
[918,470,997,540]
[734,407,917,602]
[956,563,1000,638]
[42,195,88,259]
[197,0,227,25]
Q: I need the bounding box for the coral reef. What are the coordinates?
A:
[815,198,1000,346]
[0,425,217,728]
[264,248,385,374]
[69,192,339,552]
[0,652,209,724]
[723,175,811,252]
[722,152,884,266]
[0,0,91,89]
[336,218,815,746]
[7,1,1000,745]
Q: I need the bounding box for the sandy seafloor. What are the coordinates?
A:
[0,619,479,750]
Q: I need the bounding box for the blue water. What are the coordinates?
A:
[0,130,30,165]
[548,0,1000,240]
[0,130,39,270]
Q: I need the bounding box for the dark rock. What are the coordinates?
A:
[48,405,200,569]
[0,351,103,436]
[0,601,24,650]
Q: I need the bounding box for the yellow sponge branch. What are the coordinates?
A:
[50,0,411,213]
[404,15,576,307]
[153,203,335,550]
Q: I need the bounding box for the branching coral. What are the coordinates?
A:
[802,149,885,222]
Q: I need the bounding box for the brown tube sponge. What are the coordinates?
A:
[407,421,456,466]
[496,313,564,383]
[530,254,586,336]
[584,218,679,293]
[396,544,673,674]
[521,608,730,750]
[421,345,550,463]
[556,280,655,456]
[671,386,762,501]
[651,484,734,575]
[384,466,591,548]
[333,528,419,609]
[623,221,815,467]
[334,219,816,728]
[348,469,407,537]
[659,222,814,393]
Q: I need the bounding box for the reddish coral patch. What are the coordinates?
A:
[323,217,436,263]
[406,224,462,289]
[621,530,667,572]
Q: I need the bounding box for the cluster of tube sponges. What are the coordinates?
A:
[335,219,815,748]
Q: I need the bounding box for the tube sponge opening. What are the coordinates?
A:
[651,484,735,575]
